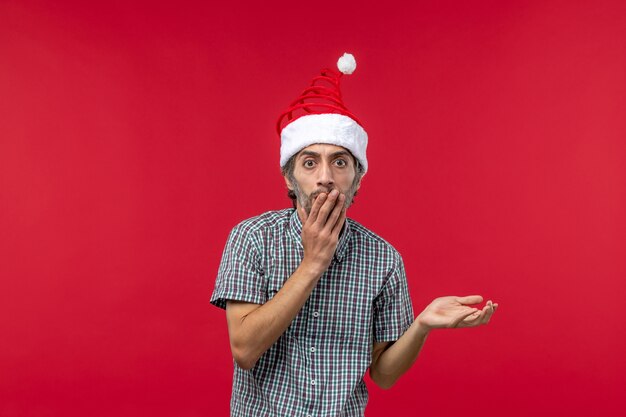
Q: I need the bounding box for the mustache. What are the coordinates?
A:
[309,187,335,201]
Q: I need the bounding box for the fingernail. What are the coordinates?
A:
[330,190,338,197]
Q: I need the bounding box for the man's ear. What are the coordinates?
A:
[284,175,294,191]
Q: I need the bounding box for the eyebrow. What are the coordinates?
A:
[298,150,320,159]
[298,150,352,160]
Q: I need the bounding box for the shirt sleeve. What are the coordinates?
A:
[372,252,414,342]
[210,222,267,310]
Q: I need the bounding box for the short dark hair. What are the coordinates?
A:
[281,150,365,208]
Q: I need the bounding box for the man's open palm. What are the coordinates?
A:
[417,295,498,330]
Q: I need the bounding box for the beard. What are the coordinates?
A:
[291,179,360,215]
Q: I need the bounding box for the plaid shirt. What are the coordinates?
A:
[211,209,414,417]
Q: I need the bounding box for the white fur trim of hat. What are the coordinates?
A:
[280,113,368,172]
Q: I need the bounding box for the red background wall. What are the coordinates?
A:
[1,1,625,416]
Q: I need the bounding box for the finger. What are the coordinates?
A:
[331,206,347,237]
[478,302,494,324]
[315,190,339,226]
[455,309,480,327]
[307,192,327,224]
[489,302,498,314]
[297,203,308,224]
[480,303,494,325]
[451,308,478,328]
[462,307,488,327]
[455,295,483,306]
[325,193,346,231]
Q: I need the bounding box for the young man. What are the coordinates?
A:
[211,53,498,416]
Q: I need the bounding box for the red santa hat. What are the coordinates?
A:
[276,53,369,173]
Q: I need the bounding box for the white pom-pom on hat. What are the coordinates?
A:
[337,53,357,74]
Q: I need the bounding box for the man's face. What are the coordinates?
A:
[285,144,361,215]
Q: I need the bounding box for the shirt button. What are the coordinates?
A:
[310,347,316,353]
[311,379,316,386]
[312,311,319,318]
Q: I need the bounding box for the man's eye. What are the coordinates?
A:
[304,160,315,168]
[335,159,347,167]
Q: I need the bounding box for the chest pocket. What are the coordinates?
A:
[264,229,303,298]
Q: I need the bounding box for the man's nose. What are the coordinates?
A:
[316,162,334,188]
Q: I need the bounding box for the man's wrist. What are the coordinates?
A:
[414,315,433,336]
[297,259,325,281]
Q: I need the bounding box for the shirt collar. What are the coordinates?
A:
[289,209,352,263]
